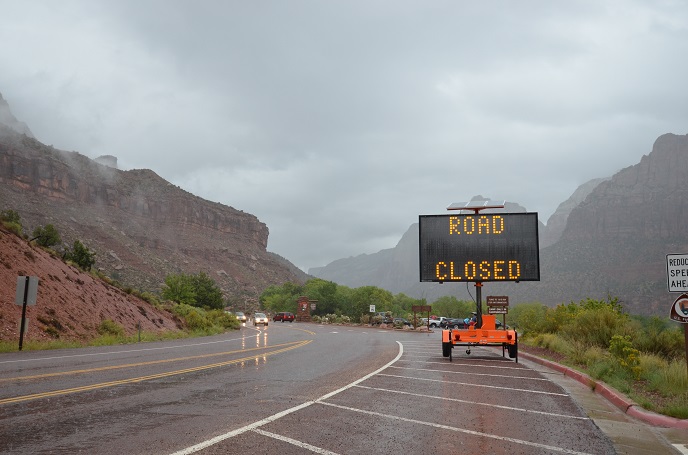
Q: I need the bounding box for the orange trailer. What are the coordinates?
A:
[441,314,518,362]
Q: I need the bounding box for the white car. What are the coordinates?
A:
[253,312,269,326]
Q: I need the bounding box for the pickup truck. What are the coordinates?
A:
[428,317,449,328]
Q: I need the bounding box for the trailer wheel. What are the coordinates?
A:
[508,342,518,359]
[442,342,451,358]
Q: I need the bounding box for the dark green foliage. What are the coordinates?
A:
[259,278,430,323]
[191,272,224,310]
[161,273,196,305]
[32,224,62,248]
[161,272,224,310]
[64,240,96,271]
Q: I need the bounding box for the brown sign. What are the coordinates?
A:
[486,295,509,307]
[412,305,432,312]
[670,294,688,323]
[488,306,508,314]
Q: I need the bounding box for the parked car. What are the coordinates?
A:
[428,317,449,328]
[273,312,295,322]
[371,312,393,325]
[392,317,413,327]
[235,311,247,323]
[440,318,467,329]
[253,312,269,326]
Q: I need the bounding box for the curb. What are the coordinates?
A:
[519,351,688,430]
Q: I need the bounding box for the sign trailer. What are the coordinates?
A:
[419,201,540,362]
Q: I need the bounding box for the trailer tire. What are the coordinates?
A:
[508,342,518,359]
[442,342,451,358]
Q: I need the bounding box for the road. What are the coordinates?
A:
[0,323,675,454]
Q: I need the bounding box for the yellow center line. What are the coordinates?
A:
[0,340,312,405]
[1,341,306,382]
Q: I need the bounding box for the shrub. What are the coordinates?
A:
[32,224,61,248]
[510,302,549,335]
[609,335,641,379]
[632,316,685,360]
[97,319,125,337]
[559,307,628,349]
[64,240,96,271]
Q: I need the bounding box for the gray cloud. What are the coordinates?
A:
[1,0,687,271]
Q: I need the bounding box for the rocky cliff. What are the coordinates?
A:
[0,124,307,308]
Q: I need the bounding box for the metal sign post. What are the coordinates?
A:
[15,276,39,351]
[669,293,688,376]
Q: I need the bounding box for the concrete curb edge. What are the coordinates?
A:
[518,351,688,430]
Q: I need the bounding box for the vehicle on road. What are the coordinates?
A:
[235,311,247,323]
[254,312,269,326]
[273,312,295,322]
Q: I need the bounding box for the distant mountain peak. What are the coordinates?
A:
[0,92,34,138]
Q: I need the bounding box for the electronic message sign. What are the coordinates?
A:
[419,213,540,282]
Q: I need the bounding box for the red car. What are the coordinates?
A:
[273,312,295,322]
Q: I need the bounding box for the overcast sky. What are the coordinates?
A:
[1,1,687,272]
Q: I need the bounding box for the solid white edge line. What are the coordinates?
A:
[168,341,404,455]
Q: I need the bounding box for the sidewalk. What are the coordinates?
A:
[517,351,688,455]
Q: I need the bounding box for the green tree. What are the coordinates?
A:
[430,296,475,318]
[191,271,224,310]
[161,274,196,305]
[349,286,393,321]
[65,239,96,271]
[260,283,299,313]
[162,272,225,309]
[32,224,62,248]
[304,278,339,315]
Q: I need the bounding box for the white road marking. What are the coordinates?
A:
[674,443,688,454]
[389,365,550,381]
[168,341,405,454]
[355,384,588,420]
[0,333,261,364]
[401,358,533,371]
[252,429,340,455]
[318,401,594,455]
[377,373,569,396]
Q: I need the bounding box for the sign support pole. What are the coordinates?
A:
[475,282,483,328]
[18,276,29,351]
[685,325,688,377]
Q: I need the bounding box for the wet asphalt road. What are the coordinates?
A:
[1,323,618,454]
